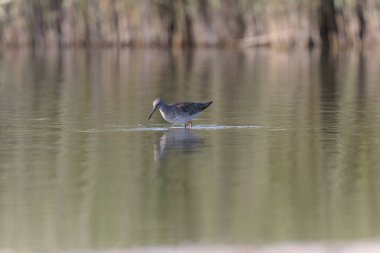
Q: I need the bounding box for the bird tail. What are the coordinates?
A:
[203,101,213,109]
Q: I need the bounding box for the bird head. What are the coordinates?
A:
[148,98,163,120]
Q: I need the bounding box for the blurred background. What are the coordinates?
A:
[1,1,380,253]
[0,0,376,50]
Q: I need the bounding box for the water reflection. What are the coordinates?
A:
[154,128,204,160]
[1,49,380,250]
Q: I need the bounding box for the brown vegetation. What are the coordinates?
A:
[0,0,378,49]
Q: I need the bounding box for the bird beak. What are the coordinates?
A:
[148,106,157,120]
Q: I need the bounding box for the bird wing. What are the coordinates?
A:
[173,102,212,115]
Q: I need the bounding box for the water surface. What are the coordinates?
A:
[0,49,380,251]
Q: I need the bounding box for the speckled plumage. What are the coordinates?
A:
[148,98,212,127]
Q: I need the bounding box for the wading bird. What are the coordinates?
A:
[148,98,212,128]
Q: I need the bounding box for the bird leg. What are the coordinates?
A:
[184,121,193,128]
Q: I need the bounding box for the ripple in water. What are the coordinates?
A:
[74,125,269,133]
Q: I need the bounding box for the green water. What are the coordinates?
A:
[0,49,380,251]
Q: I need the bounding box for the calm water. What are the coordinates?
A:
[0,48,380,251]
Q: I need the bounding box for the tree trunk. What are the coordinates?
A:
[356,0,366,40]
[178,0,193,46]
[90,0,102,45]
[319,0,338,49]
[111,0,120,46]
[26,0,46,47]
[50,0,63,47]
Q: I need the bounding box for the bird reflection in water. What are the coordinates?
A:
[154,128,204,160]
